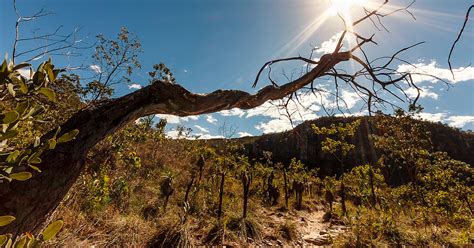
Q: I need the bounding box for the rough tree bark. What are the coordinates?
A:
[217,172,226,220]
[241,173,251,219]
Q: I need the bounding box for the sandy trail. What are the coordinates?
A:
[259,205,346,246]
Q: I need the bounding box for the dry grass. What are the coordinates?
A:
[45,124,472,247]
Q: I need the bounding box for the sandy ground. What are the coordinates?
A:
[258,203,346,247]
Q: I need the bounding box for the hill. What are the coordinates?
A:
[229,116,473,177]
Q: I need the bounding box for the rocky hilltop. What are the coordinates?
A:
[226,116,474,176]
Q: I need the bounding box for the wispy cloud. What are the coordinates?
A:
[405,86,439,100]
[206,114,218,124]
[315,32,345,54]
[237,131,253,137]
[446,115,474,128]
[415,112,447,122]
[194,125,210,133]
[218,108,246,117]
[128,84,142,90]
[89,64,102,74]
[194,133,224,139]
[255,117,293,134]
[415,112,474,128]
[165,129,223,140]
[397,61,474,84]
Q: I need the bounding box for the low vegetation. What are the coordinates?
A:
[44,109,472,247]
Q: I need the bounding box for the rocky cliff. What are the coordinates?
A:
[233,116,473,176]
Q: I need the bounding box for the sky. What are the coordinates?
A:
[1,0,473,138]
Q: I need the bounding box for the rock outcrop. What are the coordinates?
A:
[234,116,473,176]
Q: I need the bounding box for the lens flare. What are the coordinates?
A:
[328,0,369,16]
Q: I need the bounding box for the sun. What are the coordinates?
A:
[328,0,369,17]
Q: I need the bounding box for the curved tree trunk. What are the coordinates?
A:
[0,52,350,236]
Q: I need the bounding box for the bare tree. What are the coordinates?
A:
[448,5,473,79]
[0,0,467,236]
[11,0,91,65]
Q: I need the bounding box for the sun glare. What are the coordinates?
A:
[328,0,368,16]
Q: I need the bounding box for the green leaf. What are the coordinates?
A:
[1,176,13,182]
[0,234,8,246]
[26,237,39,248]
[6,150,20,163]
[15,101,29,116]
[19,79,28,93]
[41,220,63,241]
[38,87,57,102]
[57,129,79,143]
[14,235,27,248]
[24,106,41,119]
[7,83,15,97]
[0,215,15,227]
[32,70,45,87]
[33,137,40,147]
[26,238,40,248]
[4,167,13,174]
[10,77,28,94]
[53,127,61,139]
[8,59,13,71]
[28,165,41,173]
[0,130,19,141]
[0,59,7,73]
[9,172,32,181]
[27,152,42,164]
[7,121,19,132]
[5,238,12,248]
[1,111,19,124]
[48,139,57,150]
[46,65,55,82]
[12,63,31,71]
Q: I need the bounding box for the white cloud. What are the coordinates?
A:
[315,32,345,54]
[194,125,210,133]
[89,64,102,73]
[340,90,361,109]
[247,91,326,120]
[218,108,246,117]
[397,61,474,84]
[128,84,142,90]
[415,112,474,129]
[237,131,253,137]
[415,112,447,123]
[165,130,182,139]
[206,115,218,124]
[194,133,224,139]
[255,117,293,134]
[446,116,474,128]
[405,86,439,100]
[166,129,223,140]
[248,89,365,134]
[155,114,199,124]
[246,101,283,119]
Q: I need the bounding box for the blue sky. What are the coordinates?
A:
[1,0,473,138]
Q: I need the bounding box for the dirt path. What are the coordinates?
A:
[259,205,346,247]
